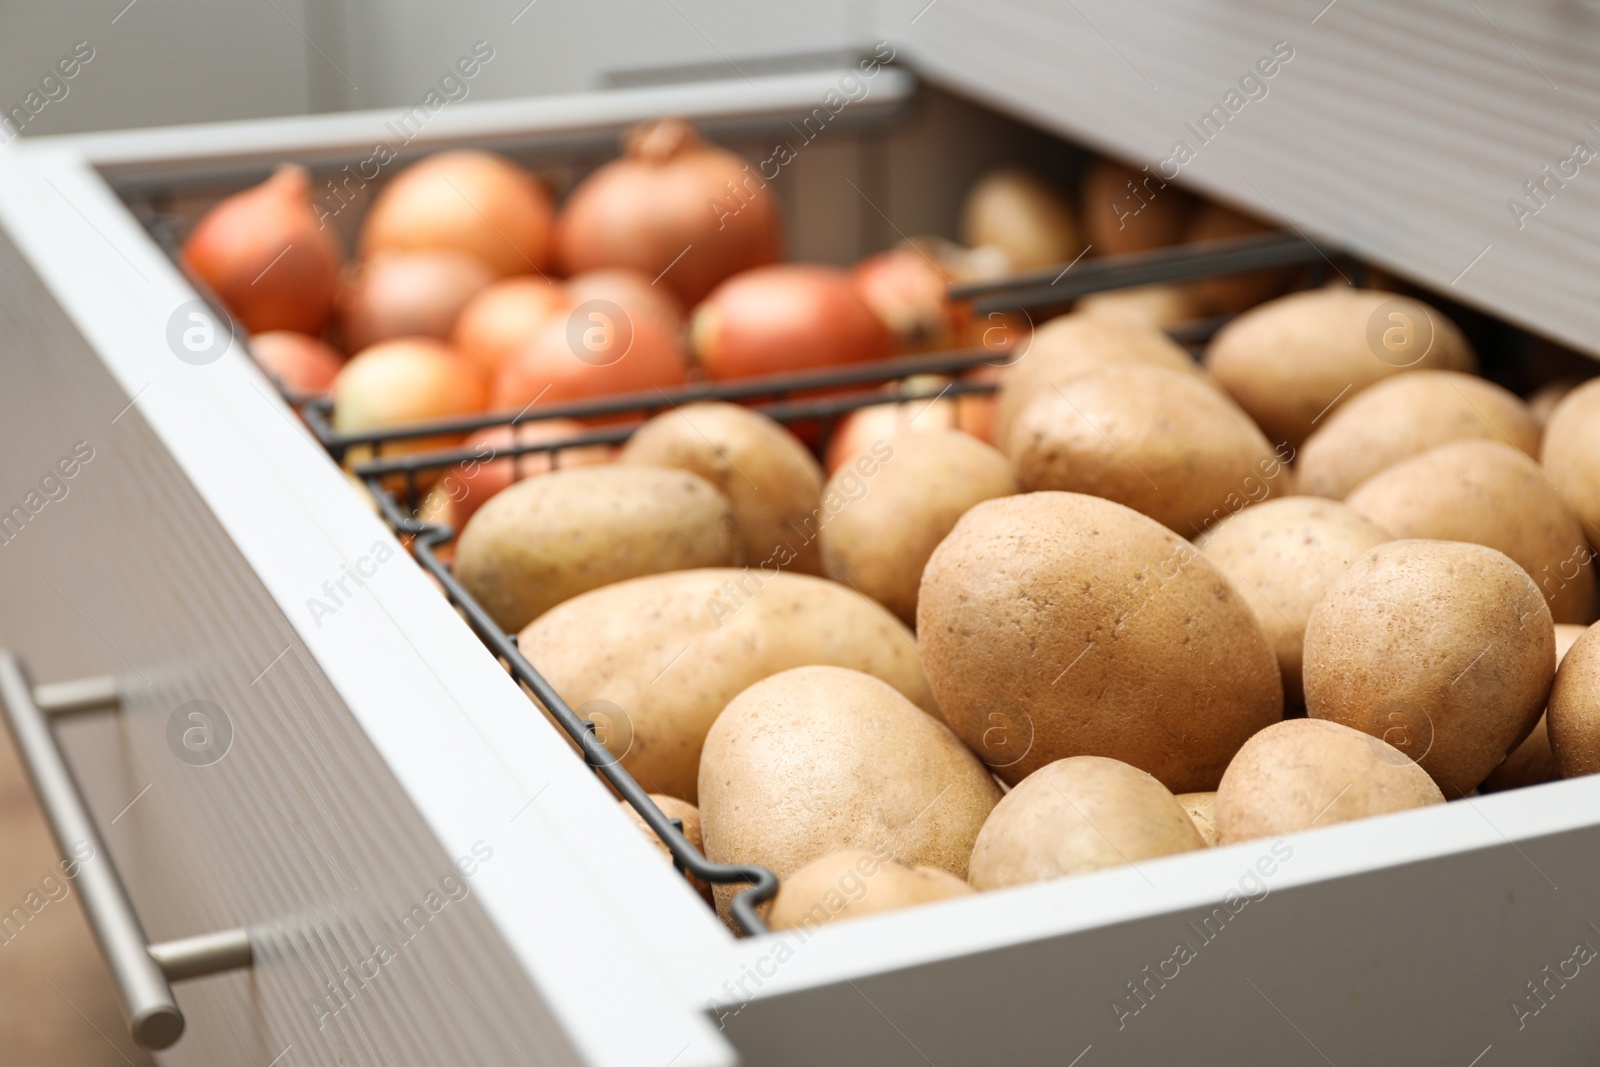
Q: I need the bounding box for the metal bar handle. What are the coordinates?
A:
[0,651,251,1050]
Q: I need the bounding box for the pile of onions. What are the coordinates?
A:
[250,331,345,395]
[341,250,496,352]
[959,168,1078,271]
[418,418,614,531]
[361,150,555,277]
[182,164,343,334]
[555,119,781,305]
[565,268,684,334]
[333,338,487,468]
[692,264,893,381]
[1079,160,1193,257]
[851,245,963,353]
[492,303,687,415]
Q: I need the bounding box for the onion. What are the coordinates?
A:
[692,264,893,381]
[959,168,1078,271]
[556,119,782,305]
[1079,160,1193,257]
[1183,203,1289,313]
[418,418,614,531]
[341,250,496,352]
[492,302,688,415]
[333,338,487,468]
[824,375,959,474]
[182,164,343,334]
[956,363,1006,444]
[361,150,555,277]
[851,245,963,353]
[565,268,684,335]
[451,276,572,379]
[250,331,344,395]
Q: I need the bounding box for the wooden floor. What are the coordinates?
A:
[0,725,152,1066]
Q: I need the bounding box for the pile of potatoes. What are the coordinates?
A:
[447,276,1600,934]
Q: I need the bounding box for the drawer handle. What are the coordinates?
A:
[0,651,252,1050]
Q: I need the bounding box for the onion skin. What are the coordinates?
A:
[361,150,555,277]
[333,338,488,466]
[565,268,684,335]
[341,250,496,353]
[452,276,572,379]
[851,247,962,353]
[825,375,959,475]
[250,331,344,395]
[492,304,688,416]
[183,164,343,334]
[419,418,614,530]
[692,264,894,381]
[956,363,1005,445]
[555,119,782,305]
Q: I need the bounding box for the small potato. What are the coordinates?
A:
[919,493,1283,793]
[1346,440,1597,624]
[1215,719,1445,844]
[960,168,1079,271]
[1482,625,1589,791]
[1542,379,1600,545]
[1007,365,1290,536]
[968,757,1206,890]
[700,666,1000,919]
[1203,288,1476,450]
[621,402,825,575]
[1297,371,1538,500]
[1548,623,1600,778]
[767,849,973,932]
[1076,283,1203,330]
[1176,791,1218,846]
[455,465,735,630]
[618,794,710,902]
[820,430,1018,624]
[1303,540,1556,795]
[520,569,936,803]
[1197,496,1392,708]
[994,313,1204,448]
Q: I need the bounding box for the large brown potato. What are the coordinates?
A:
[918,492,1283,792]
[1303,540,1556,795]
[1079,161,1193,256]
[819,430,1018,624]
[455,465,734,630]
[1483,624,1590,791]
[1548,624,1600,778]
[1297,371,1538,500]
[1542,379,1600,548]
[699,666,1000,917]
[1203,289,1477,450]
[1196,496,1392,708]
[994,313,1204,449]
[621,402,825,575]
[767,849,973,932]
[519,570,936,802]
[968,757,1206,890]
[1007,365,1290,536]
[1215,719,1445,844]
[1346,440,1597,624]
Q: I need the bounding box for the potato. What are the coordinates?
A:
[1196,496,1391,708]
[1548,623,1600,778]
[767,849,973,932]
[994,313,1203,448]
[1007,365,1291,536]
[968,757,1206,890]
[1079,160,1192,256]
[455,465,735,630]
[621,402,825,575]
[1203,289,1477,450]
[1176,791,1218,847]
[1482,624,1589,791]
[519,569,936,802]
[618,794,710,902]
[1303,540,1556,795]
[819,430,1018,624]
[1297,371,1538,500]
[1076,284,1203,330]
[1215,719,1445,844]
[1529,379,1579,429]
[918,492,1283,792]
[960,168,1079,271]
[1346,440,1597,624]
[699,666,1000,917]
[1542,379,1600,547]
